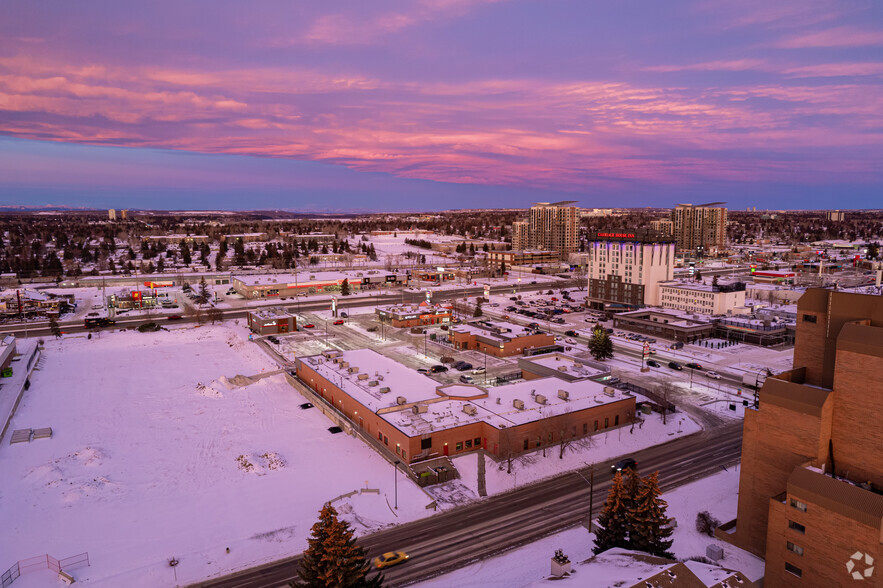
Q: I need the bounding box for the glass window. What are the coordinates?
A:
[401,450,406,460]
[523,438,528,450]
[455,442,463,451]
[788,520,805,534]
[383,435,388,446]
[474,437,481,446]
[421,437,432,450]
[604,417,609,428]
[594,420,599,431]
[465,439,473,449]
[785,562,802,577]
[786,541,804,556]
[790,498,807,512]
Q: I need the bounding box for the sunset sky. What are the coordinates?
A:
[1,1,881,211]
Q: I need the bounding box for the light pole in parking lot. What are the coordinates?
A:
[394,459,401,509]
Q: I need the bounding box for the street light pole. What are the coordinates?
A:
[394,459,401,509]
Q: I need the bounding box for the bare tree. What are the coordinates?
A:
[498,426,517,474]
[207,307,223,324]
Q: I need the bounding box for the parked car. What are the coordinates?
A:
[451,360,466,370]
[340,312,348,318]
[417,368,429,374]
[685,362,703,370]
[553,318,566,324]
[167,315,183,321]
[565,330,578,337]
[612,458,637,473]
[303,324,316,329]
[456,362,473,372]
[430,365,448,373]
[459,374,474,384]
[374,551,410,569]
[647,359,660,368]
[668,361,683,370]
[472,366,486,374]
[333,319,345,325]
[706,371,722,380]
[528,322,539,329]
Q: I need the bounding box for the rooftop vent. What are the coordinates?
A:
[368,380,379,387]
[347,366,359,374]
[357,373,369,381]
[535,394,547,405]
[558,390,570,400]
[558,366,568,372]
[379,387,391,394]
[396,396,407,405]
[513,399,525,410]
[462,404,477,416]
[412,404,428,414]
[603,387,616,397]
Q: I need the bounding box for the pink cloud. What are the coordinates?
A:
[776,26,883,48]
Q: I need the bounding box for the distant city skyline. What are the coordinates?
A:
[1,1,881,211]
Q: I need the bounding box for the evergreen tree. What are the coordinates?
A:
[196,277,210,304]
[297,504,383,588]
[588,326,614,361]
[473,300,483,317]
[627,472,674,558]
[593,472,629,554]
[49,315,62,338]
[340,278,351,296]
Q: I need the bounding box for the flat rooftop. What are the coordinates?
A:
[299,349,635,437]
[234,270,404,286]
[249,307,294,320]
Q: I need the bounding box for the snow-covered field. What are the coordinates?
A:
[416,468,764,587]
[0,324,432,587]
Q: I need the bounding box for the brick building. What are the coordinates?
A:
[487,249,560,267]
[375,302,452,327]
[671,203,727,254]
[717,289,883,586]
[294,349,635,465]
[247,308,296,335]
[449,321,555,357]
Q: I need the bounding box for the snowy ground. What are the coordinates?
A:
[0,324,432,587]
[416,468,764,588]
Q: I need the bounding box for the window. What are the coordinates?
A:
[474,437,481,447]
[790,498,807,512]
[456,442,463,451]
[786,541,804,556]
[524,439,529,450]
[401,450,406,460]
[615,415,619,426]
[383,435,388,446]
[583,423,588,434]
[802,314,817,323]
[785,562,802,578]
[465,439,472,449]
[788,520,805,534]
[421,437,432,450]
[378,432,383,441]
[594,420,599,431]
[604,417,609,428]
[396,446,400,455]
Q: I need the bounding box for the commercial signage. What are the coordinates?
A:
[597,232,636,239]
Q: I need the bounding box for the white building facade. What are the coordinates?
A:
[658,280,747,315]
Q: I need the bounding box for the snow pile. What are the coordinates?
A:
[235,452,287,475]
[24,447,125,505]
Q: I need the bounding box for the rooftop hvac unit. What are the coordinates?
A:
[376,375,384,381]
[348,366,359,374]
[558,389,570,400]
[462,404,477,416]
[558,366,568,372]
[310,275,316,280]
[339,361,350,369]
[379,387,391,394]
[513,399,525,410]
[368,380,379,387]
[396,396,408,405]
[412,404,428,414]
[357,373,369,381]
[603,387,616,397]
[535,394,547,405]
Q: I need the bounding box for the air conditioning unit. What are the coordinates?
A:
[376,375,384,381]
[396,396,407,405]
[412,404,428,414]
[357,373,369,381]
[379,387,391,394]
[558,389,570,400]
[368,380,379,387]
[339,361,349,369]
[513,399,525,410]
[348,366,359,374]
[535,394,547,405]
[603,387,616,397]
[462,404,477,416]
[557,366,568,372]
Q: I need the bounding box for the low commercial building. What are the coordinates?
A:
[449,320,555,357]
[658,280,747,315]
[247,308,296,335]
[376,302,453,327]
[0,290,75,319]
[518,352,611,382]
[232,271,407,299]
[613,308,714,343]
[142,234,210,244]
[294,348,636,465]
[713,316,791,346]
[221,233,268,243]
[752,270,796,284]
[488,250,560,267]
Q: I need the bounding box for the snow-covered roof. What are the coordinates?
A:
[249,307,294,320]
[298,349,635,437]
[234,271,399,286]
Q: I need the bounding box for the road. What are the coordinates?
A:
[0,280,575,339]
[191,421,742,588]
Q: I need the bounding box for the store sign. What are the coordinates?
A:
[598,232,635,239]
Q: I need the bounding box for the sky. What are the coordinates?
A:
[0,0,881,212]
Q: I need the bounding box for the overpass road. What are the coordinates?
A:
[192,421,742,588]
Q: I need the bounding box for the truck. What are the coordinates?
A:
[84,317,116,328]
[742,372,767,388]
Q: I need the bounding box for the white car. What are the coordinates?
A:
[565,338,577,345]
[706,371,722,380]
[472,366,486,374]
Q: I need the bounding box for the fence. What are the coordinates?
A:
[2,553,89,587]
[618,381,676,413]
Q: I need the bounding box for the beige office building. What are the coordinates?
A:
[671,203,727,253]
[511,201,579,257]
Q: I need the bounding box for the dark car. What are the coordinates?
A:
[340,312,348,318]
[451,360,466,370]
[510,296,518,301]
[528,322,540,329]
[647,359,660,368]
[565,330,578,337]
[456,362,473,372]
[668,361,683,370]
[612,458,637,473]
[417,368,429,374]
[430,365,448,373]
[685,362,702,370]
